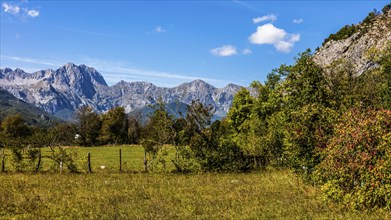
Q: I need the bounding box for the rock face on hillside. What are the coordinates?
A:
[0,89,62,127]
[0,64,242,120]
[314,10,391,76]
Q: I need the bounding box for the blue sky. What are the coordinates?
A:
[0,1,388,87]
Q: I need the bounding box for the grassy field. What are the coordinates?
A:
[0,146,389,219]
[2,145,173,173]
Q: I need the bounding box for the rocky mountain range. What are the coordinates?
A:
[0,64,242,120]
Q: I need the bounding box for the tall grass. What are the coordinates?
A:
[0,146,388,219]
[1,170,388,219]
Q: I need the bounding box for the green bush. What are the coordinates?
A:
[382,3,391,14]
[49,147,79,173]
[9,147,42,172]
[172,145,202,173]
[315,109,391,210]
[284,104,337,177]
[322,25,358,45]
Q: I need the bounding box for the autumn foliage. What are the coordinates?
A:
[315,109,391,210]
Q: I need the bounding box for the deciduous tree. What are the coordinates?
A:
[75,106,101,146]
[99,107,128,145]
[141,101,174,172]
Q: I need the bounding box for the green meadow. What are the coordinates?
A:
[0,146,389,219]
[2,145,157,173]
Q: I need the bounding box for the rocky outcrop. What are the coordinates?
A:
[314,10,391,76]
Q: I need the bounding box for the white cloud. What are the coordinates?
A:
[80,57,228,87]
[210,45,237,57]
[2,2,40,18]
[289,34,300,42]
[253,14,277,24]
[293,18,303,24]
[233,1,259,12]
[249,24,285,44]
[242,49,252,55]
[249,23,300,53]
[27,9,39,17]
[2,3,20,15]
[1,55,231,87]
[146,26,167,35]
[154,26,166,33]
[1,55,61,67]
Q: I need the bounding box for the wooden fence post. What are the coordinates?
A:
[87,152,92,173]
[119,148,122,172]
[144,150,148,173]
[35,149,41,172]
[1,154,5,173]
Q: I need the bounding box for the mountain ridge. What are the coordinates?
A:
[0,64,243,120]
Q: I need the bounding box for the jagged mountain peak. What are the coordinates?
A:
[188,79,212,86]
[55,63,108,87]
[60,62,98,73]
[223,83,242,89]
[113,80,128,86]
[0,68,12,78]
[177,79,217,91]
[63,63,99,75]
[61,62,93,71]
[13,68,27,77]
[190,79,207,84]
[64,62,77,68]
[1,67,13,74]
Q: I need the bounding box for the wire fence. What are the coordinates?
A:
[0,146,153,174]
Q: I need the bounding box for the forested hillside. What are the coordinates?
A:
[0,89,61,127]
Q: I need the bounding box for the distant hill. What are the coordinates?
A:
[129,102,189,123]
[130,101,225,124]
[0,64,242,121]
[0,89,62,127]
